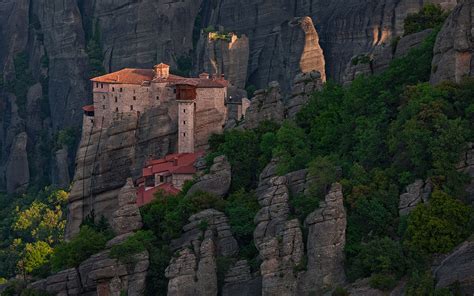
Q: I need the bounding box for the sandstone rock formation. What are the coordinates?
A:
[253,173,304,296]
[111,178,143,236]
[433,241,474,294]
[186,155,232,198]
[222,260,262,296]
[250,160,348,295]
[66,106,177,239]
[166,209,238,296]
[30,248,149,296]
[431,0,474,84]
[298,183,346,295]
[342,29,434,84]
[196,31,250,89]
[286,70,324,118]
[399,179,433,215]
[241,82,285,129]
[5,132,29,193]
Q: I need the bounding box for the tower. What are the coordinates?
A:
[176,81,197,153]
[154,63,170,80]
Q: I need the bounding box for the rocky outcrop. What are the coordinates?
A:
[166,209,238,296]
[241,82,285,129]
[431,0,474,84]
[5,132,29,193]
[222,260,262,296]
[111,179,143,236]
[342,29,434,85]
[298,183,346,295]
[197,31,250,89]
[66,105,177,239]
[31,249,149,296]
[433,241,474,294]
[186,155,232,198]
[246,16,325,94]
[286,70,324,118]
[399,179,433,215]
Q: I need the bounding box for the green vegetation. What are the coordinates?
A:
[0,189,68,279]
[210,28,474,291]
[5,53,35,117]
[404,4,449,36]
[110,230,155,264]
[171,55,193,77]
[87,23,106,79]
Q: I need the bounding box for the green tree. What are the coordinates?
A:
[17,241,52,277]
[405,190,472,254]
[274,121,311,175]
[404,4,448,36]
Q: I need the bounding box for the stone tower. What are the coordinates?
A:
[176,81,197,153]
[154,63,170,79]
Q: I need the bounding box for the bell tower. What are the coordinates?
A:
[176,81,197,153]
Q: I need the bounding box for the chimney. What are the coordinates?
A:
[154,63,170,80]
[199,72,210,79]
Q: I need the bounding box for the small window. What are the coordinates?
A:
[96,83,99,88]
[102,105,105,110]
[112,87,115,92]
[183,132,186,137]
[115,97,118,103]
[159,176,164,183]
[101,83,104,88]
[115,107,118,112]
[156,96,159,101]
[130,105,133,111]
[133,96,136,101]
[103,95,105,100]
[173,88,176,94]
[120,88,123,92]
[183,109,186,113]
[183,121,186,125]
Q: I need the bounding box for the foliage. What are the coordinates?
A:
[110,230,155,264]
[208,31,233,42]
[5,53,35,117]
[351,54,372,66]
[405,270,453,296]
[207,121,280,191]
[17,241,52,277]
[86,23,106,79]
[369,273,397,291]
[55,128,79,150]
[404,4,449,36]
[347,237,406,281]
[49,225,110,272]
[404,190,472,254]
[216,256,236,291]
[332,286,349,296]
[224,189,259,245]
[171,55,193,77]
[273,121,311,175]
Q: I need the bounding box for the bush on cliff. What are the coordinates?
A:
[403,4,449,36]
[49,225,111,272]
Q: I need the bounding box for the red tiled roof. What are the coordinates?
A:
[91,67,227,88]
[136,183,180,207]
[91,68,184,85]
[143,151,204,177]
[82,105,94,112]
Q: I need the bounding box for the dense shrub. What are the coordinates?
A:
[405,190,472,254]
[369,273,397,291]
[50,225,111,272]
[110,230,155,264]
[404,4,449,36]
[347,237,406,281]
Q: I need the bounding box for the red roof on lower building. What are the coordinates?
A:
[136,183,180,207]
[143,151,204,177]
[82,105,95,112]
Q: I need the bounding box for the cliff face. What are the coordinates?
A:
[0,0,460,192]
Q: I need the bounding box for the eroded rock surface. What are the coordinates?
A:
[166,209,238,296]
[30,241,149,296]
[399,179,433,215]
[186,155,232,198]
[111,178,143,236]
[458,143,474,204]
[431,0,474,84]
[241,82,285,129]
[286,70,324,118]
[6,132,29,194]
[434,241,474,294]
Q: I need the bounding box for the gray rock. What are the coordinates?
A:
[6,132,29,194]
[111,178,143,236]
[434,241,474,294]
[399,179,433,215]
[395,29,434,58]
[186,155,232,198]
[241,82,285,129]
[431,1,474,84]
